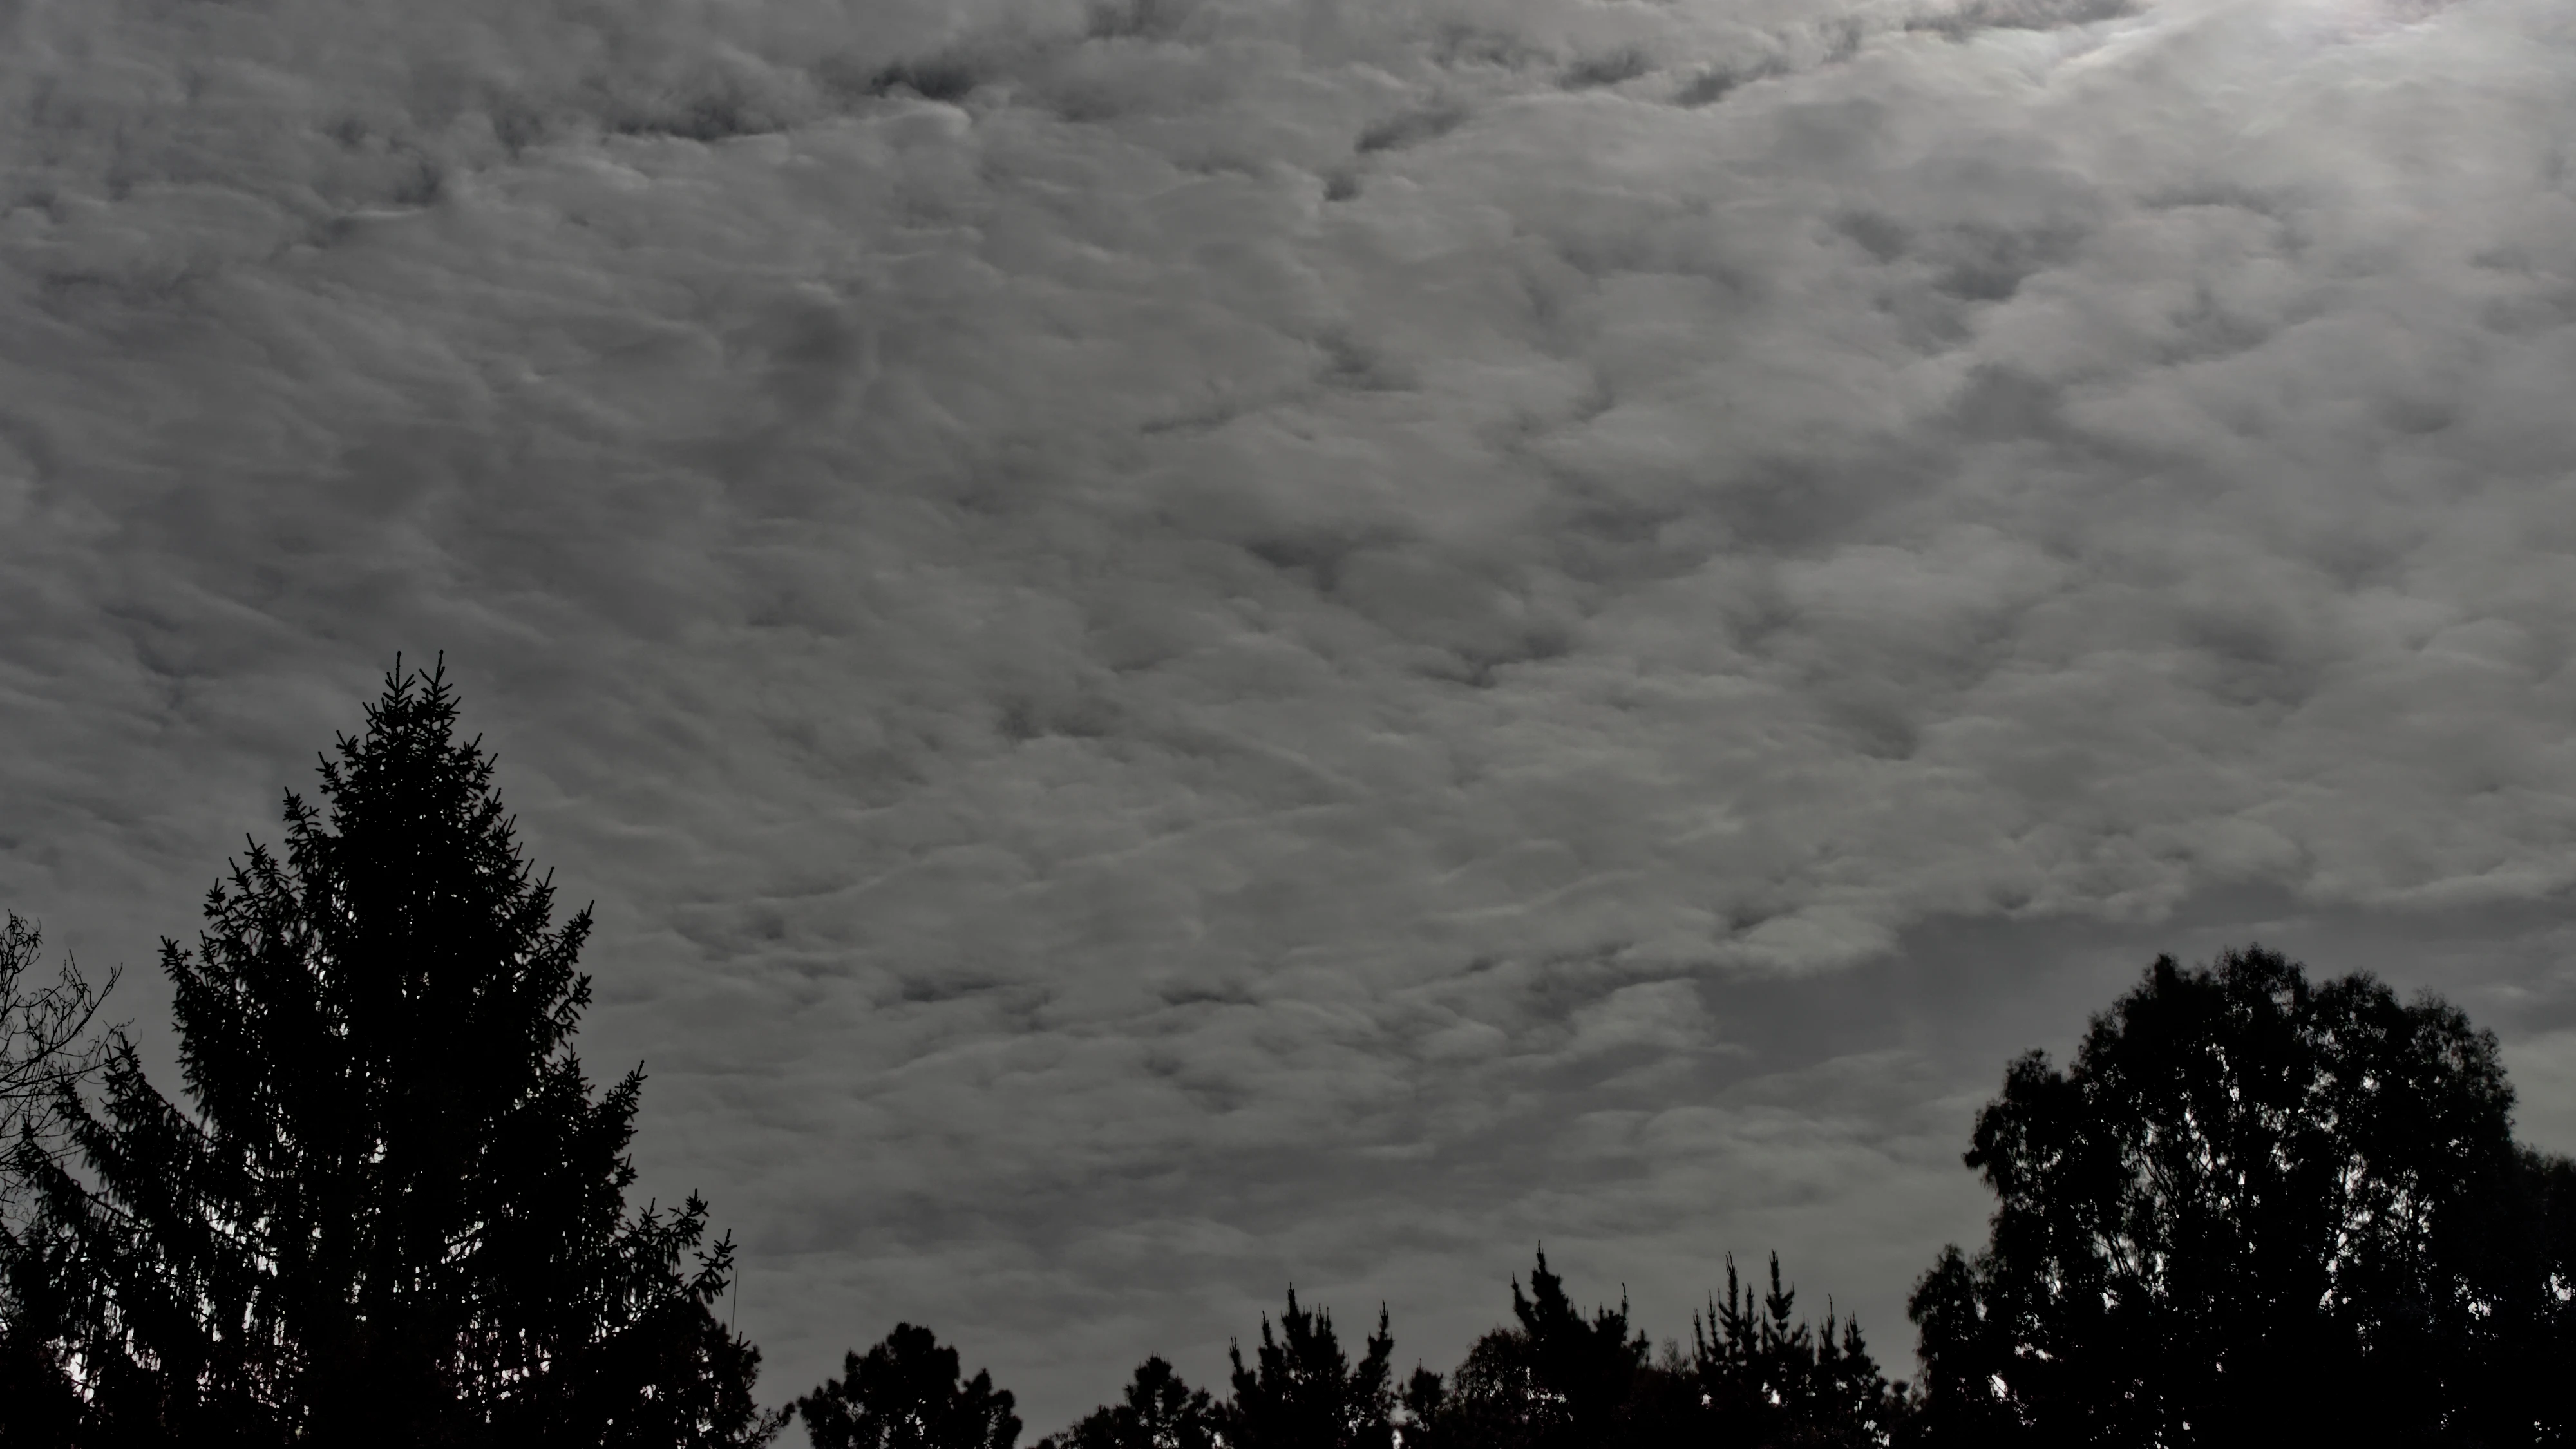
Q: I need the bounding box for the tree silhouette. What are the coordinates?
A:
[1909,946,2575,1446]
[795,1322,1022,1449]
[1506,1246,1649,1447]
[0,911,117,1439]
[1692,1253,1902,1448]
[0,913,115,1224]
[1403,1247,1895,1449]
[0,660,775,1447]
[1039,1356,1217,1449]
[1404,1247,1649,1449]
[1220,1289,1396,1449]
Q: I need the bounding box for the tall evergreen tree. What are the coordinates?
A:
[0,660,776,1447]
[1220,1289,1395,1449]
[795,1322,1021,1449]
[1909,947,2575,1447]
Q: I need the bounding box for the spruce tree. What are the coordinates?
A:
[1,660,776,1447]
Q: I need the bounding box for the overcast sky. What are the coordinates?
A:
[7,0,2576,1428]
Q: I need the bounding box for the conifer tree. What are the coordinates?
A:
[1405,1249,1897,1449]
[0,660,776,1447]
[795,1322,1021,1449]
[1692,1253,1902,1448]
[1220,1289,1396,1449]
[1505,1247,1647,1446]
[1390,1249,1662,1449]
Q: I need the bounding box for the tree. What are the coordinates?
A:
[0,659,777,1447]
[1898,1247,2016,1448]
[1037,1356,1217,1449]
[1504,1246,1648,1448]
[1908,946,2575,1447]
[1692,1253,1903,1448]
[1220,1289,1396,1449]
[0,913,115,1223]
[0,916,119,1449]
[795,1322,1022,1449]
[1400,1323,1546,1449]
[1401,1242,1638,1443]
[1403,1247,1894,1449]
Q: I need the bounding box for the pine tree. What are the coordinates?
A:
[1,660,777,1447]
[1399,1250,1705,1449]
[1507,1247,1647,1449]
[1692,1253,1903,1448]
[1220,1289,1396,1449]
[794,1322,1021,1449]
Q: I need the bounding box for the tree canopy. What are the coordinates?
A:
[795,1321,1023,1449]
[1390,1247,1896,1449]
[1039,1356,1218,1449]
[1909,946,2576,1448]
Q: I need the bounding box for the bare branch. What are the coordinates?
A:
[1,911,120,1217]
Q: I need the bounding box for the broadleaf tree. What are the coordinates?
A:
[1038,1356,1218,1449]
[795,1321,1023,1449]
[0,913,116,1223]
[1907,946,2576,1447]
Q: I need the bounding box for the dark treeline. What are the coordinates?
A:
[3,664,2573,1447]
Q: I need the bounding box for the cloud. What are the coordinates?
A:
[5,0,2576,1425]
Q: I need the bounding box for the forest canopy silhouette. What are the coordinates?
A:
[3,665,2571,1446]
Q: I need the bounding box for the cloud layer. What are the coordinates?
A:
[6,0,2576,1424]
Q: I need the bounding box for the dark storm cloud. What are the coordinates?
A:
[5,0,2576,1424]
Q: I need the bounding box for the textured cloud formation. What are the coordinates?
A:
[6,0,2576,1425]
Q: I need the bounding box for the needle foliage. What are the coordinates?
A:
[1,661,779,1448]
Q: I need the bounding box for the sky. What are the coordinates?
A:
[6,0,2576,1428]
